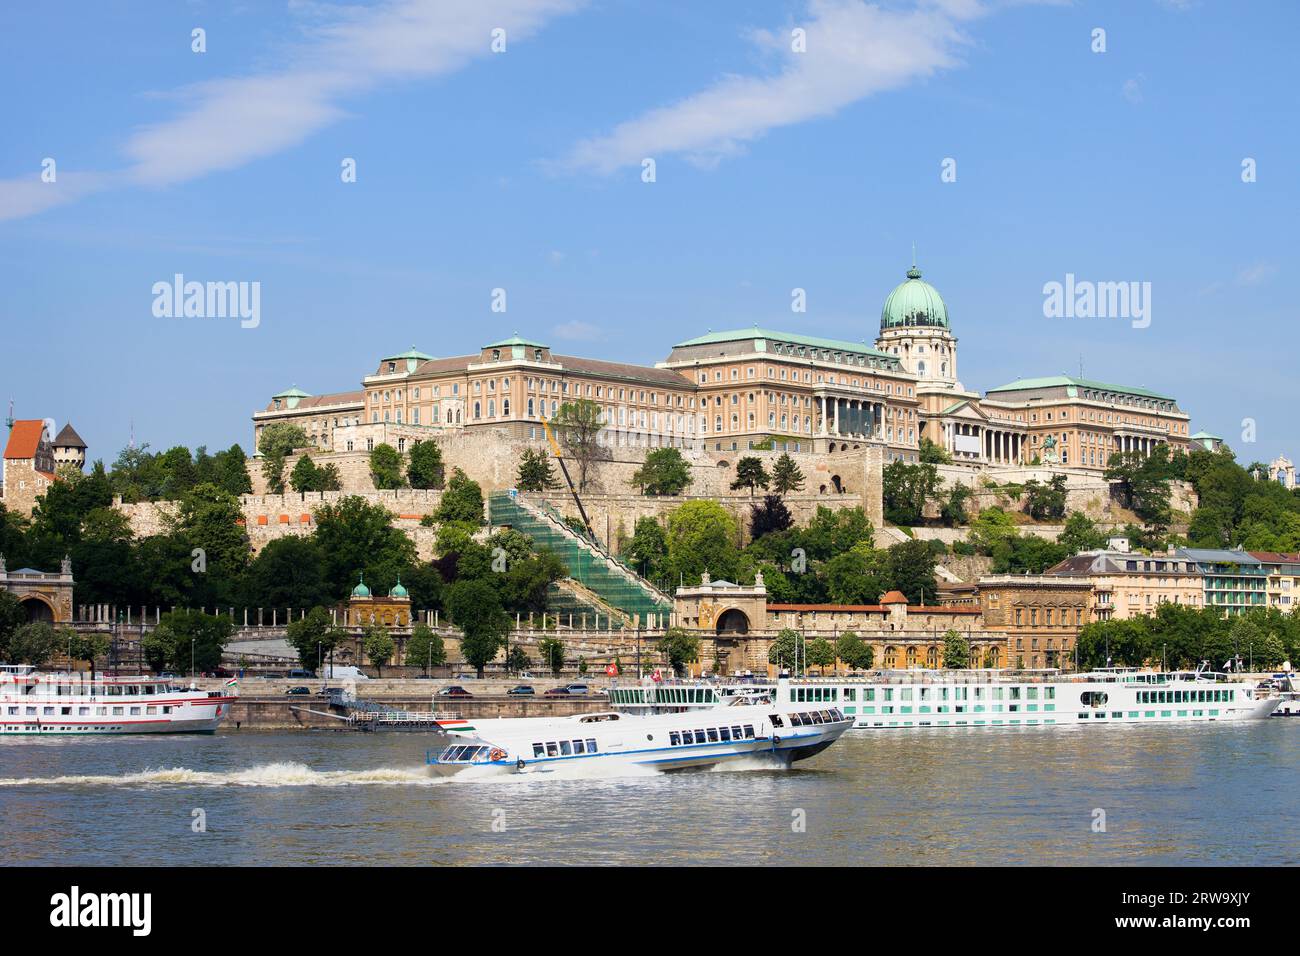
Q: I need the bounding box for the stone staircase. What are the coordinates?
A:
[488,492,673,625]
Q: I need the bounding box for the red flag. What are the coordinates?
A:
[606,662,619,676]
[652,668,663,682]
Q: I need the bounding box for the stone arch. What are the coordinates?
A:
[716,460,730,469]
[20,595,55,624]
[715,608,749,635]
[831,474,843,493]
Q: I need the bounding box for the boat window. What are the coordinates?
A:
[707,728,719,742]
[572,739,585,754]
[669,732,681,746]
[586,739,598,752]
[691,730,704,744]
[790,713,804,726]
[533,743,545,757]
[770,714,785,728]
[731,725,743,738]
[719,727,731,741]
[559,740,573,756]
[546,742,559,756]
[743,725,755,738]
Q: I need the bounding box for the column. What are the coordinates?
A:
[833,398,841,436]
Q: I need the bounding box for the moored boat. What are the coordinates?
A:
[0,664,236,735]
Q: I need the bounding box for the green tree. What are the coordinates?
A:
[770,453,805,495]
[968,507,1019,554]
[767,628,806,675]
[243,536,330,611]
[258,423,309,494]
[918,437,952,464]
[749,494,793,540]
[445,578,510,678]
[145,610,233,675]
[436,468,485,526]
[369,443,405,490]
[171,482,251,604]
[665,500,739,586]
[538,637,565,676]
[0,591,27,660]
[730,457,770,497]
[942,628,970,669]
[835,631,874,671]
[1023,475,1068,521]
[623,516,667,582]
[658,627,700,677]
[882,460,942,526]
[313,496,418,599]
[67,630,110,677]
[884,539,937,604]
[549,399,607,492]
[407,440,446,490]
[1059,512,1109,554]
[289,454,323,493]
[806,637,835,674]
[8,621,58,667]
[631,447,693,496]
[213,444,254,496]
[502,645,530,674]
[363,624,395,676]
[940,483,971,527]
[824,548,886,605]
[284,606,345,672]
[516,448,559,492]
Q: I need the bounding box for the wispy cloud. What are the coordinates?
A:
[1237,261,1276,286]
[0,0,585,221]
[552,320,605,341]
[555,0,1011,175]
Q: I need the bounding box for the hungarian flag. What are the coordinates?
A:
[606,662,618,676]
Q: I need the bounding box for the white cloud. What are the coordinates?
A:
[0,0,585,220]
[556,0,999,175]
[1237,261,1276,286]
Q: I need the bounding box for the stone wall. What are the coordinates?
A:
[930,463,1197,521]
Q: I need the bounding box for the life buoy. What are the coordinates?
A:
[516,757,526,771]
[772,734,781,747]
[489,748,507,762]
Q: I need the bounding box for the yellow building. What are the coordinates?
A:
[1044,548,1203,621]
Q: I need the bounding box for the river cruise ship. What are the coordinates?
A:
[0,665,235,735]
[427,683,850,776]
[607,669,1280,730]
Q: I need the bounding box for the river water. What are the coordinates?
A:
[2,721,1297,866]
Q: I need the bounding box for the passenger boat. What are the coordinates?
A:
[427,680,850,775]
[1261,673,1300,717]
[0,664,235,735]
[609,668,1281,730]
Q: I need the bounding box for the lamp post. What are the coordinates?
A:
[190,638,195,679]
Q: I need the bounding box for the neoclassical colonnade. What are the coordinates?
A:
[1115,433,1165,456]
[815,394,885,439]
[940,420,1026,464]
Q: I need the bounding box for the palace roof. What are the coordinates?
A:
[880,266,949,330]
[672,327,896,362]
[986,375,1175,402]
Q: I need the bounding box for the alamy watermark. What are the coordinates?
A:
[152,274,260,328]
[1042,274,1150,329]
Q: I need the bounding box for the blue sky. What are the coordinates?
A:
[1,0,1295,465]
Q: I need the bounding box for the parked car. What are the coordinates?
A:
[437,686,473,698]
[507,684,536,696]
[288,669,314,679]
[564,684,592,695]
[544,687,570,696]
[284,686,311,696]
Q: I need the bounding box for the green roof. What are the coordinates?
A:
[986,375,1175,402]
[381,346,433,362]
[272,386,312,399]
[484,334,548,349]
[880,266,949,330]
[672,327,896,361]
[351,573,371,599]
[1191,431,1222,441]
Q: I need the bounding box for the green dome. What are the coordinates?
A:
[351,573,371,598]
[389,576,408,599]
[880,266,949,330]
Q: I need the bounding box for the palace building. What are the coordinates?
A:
[251,262,1194,474]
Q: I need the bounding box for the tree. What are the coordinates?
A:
[658,627,700,677]
[363,624,395,676]
[67,630,109,677]
[289,454,322,493]
[882,460,942,526]
[770,453,805,495]
[313,496,418,599]
[171,482,251,603]
[918,437,952,464]
[665,500,739,586]
[767,628,806,675]
[516,448,559,492]
[750,494,793,540]
[504,645,532,674]
[824,548,886,605]
[549,399,606,492]
[0,591,27,660]
[806,637,835,674]
[942,628,970,669]
[631,447,693,496]
[436,468,485,525]
[730,457,770,497]
[369,443,405,490]
[243,536,330,611]
[445,578,510,678]
[258,423,309,494]
[145,610,233,675]
[1059,512,1109,555]
[538,637,565,676]
[407,440,446,490]
[213,444,254,496]
[939,484,971,527]
[623,517,667,582]
[284,607,345,672]
[835,631,874,671]
[1023,475,1068,521]
[8,622,58,667]
[884,539,937,604]
[968,507,1019,554]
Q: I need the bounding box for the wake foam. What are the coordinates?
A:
[0,761,442,788]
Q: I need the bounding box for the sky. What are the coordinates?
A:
[1,0,1295,465]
